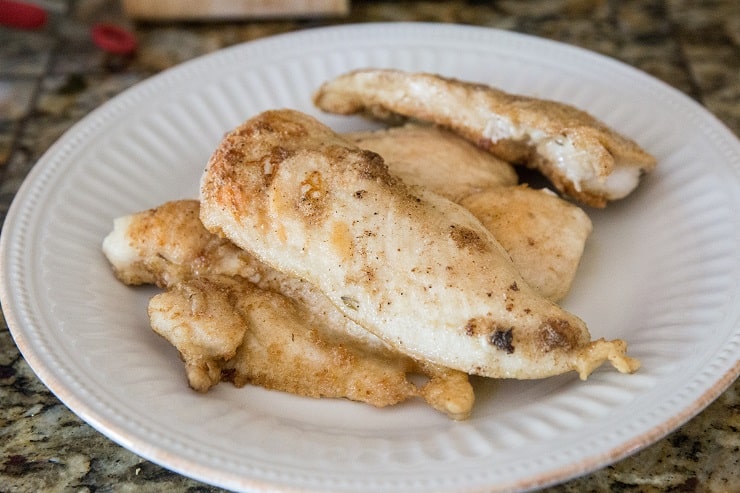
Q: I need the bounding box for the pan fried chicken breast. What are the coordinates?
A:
[460,186,592,302]
[102,200,253,288]
[345,124,592,302]
[345,123,518,203]
[103,200,474,419]
[149,275,473,418]
[200,109,639,380]
[314,69,657,207]
[103,200,376,345]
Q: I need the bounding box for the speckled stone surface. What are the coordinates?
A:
[1,1,738,492]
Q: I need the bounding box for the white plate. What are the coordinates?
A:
[2,23,739,493]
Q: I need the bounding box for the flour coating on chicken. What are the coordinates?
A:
[314,69,657,207]
[200,109,639,379]
[461,186,592,302]
[102,200,474,419]
[344,124,592,301]
[149,275,473,418]
[345,123,518,203]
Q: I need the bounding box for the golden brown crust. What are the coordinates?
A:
[149,274,475,418]
[104,200,253,287]
[460,186,593,302]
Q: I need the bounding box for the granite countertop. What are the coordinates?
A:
[1,1,738,492]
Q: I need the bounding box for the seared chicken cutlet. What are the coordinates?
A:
[460,186,592,302]
[315,69,657,207]
[149,274,472,418]
[200,109,639,379]
[345,123,518,203]
[103,201,378,346]
[102,200,474,419]
[345,124,592,302]
[102,200,253,288]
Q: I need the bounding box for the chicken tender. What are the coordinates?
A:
[200,109,639,379]
[149,275,473,418]
[461,186,592,302]
[103,200,375,346]
[103,200,474,419]
[102,199,253,288]
[345,124,592,301]
[345,123,518,203]
[314,69,657,207]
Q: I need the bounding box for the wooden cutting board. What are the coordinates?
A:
[122,0,350,20]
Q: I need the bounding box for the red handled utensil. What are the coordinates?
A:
[0,0,137,55]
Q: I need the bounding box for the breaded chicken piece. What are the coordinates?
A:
[345,123,518,203]
[103,200,375,346]
[149,275,473,418]
[314,69,657,207]
[102,200,253,288]
[461,186,592,302]
[344,124,592,301]
[102,200,474,419]
[200,109,639,380]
